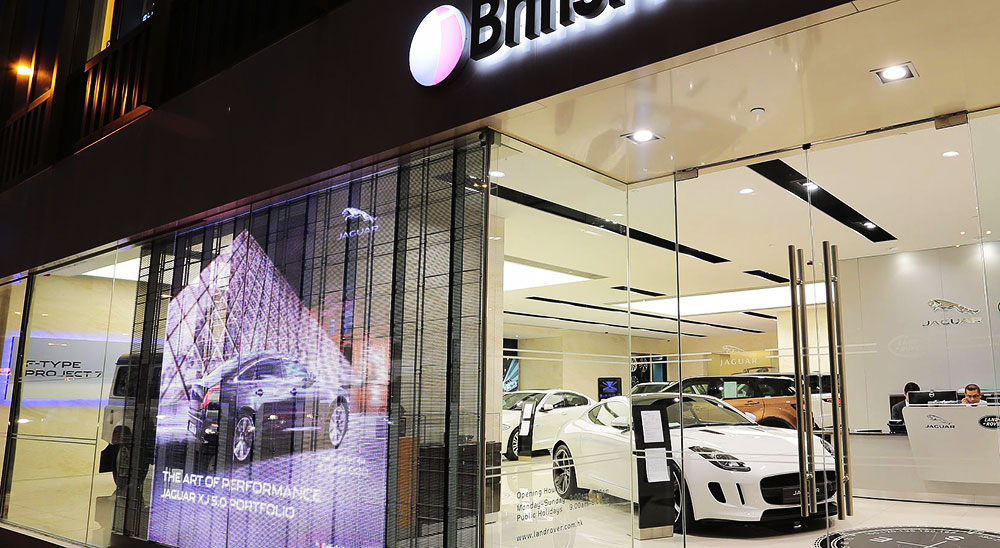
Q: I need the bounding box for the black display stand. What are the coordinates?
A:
[517,401,537,459]
[631,400,675,539]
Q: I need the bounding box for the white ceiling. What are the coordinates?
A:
[492,0,1000,342]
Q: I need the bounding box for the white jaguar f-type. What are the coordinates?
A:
[551,393,838,525]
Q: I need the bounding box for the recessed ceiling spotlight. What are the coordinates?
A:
[873,62,917,84]
[864,222,877,229]
[803,182,819,192]
[489,170,506,178]
[15,65,33,77]
[988,230,993,235]
[889,246,899,251]
[582,230,599,236]
[612,213,625,217]
[955,244,961,248]
[960,231,966,235]
[942,151,960,158]
[750,107,766,116]
[739,188,755,195]
[624,129,660,144]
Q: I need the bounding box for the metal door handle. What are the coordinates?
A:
[789,245,816,517]
[831,244,854,517]
[256,389,264,396]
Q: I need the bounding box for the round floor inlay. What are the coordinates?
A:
[817,527,1000,548]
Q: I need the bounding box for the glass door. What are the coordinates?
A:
[802,119,1000,541]
[630,147,838,546]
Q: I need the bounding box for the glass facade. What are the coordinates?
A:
[0,136,489,548]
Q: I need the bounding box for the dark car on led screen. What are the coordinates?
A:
[188,352,350,466]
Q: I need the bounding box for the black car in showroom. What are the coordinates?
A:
[188,352,350,467]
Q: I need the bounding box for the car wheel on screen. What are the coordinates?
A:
[552,444,581,499]
[328,402,349,448]
[233,411,255,464]
[505,428,519,461]
[112,443,130,489]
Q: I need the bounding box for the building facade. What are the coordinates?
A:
[2,1,1000,547]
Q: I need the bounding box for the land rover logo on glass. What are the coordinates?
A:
[815,526,1000,548]
[981,415,999,430]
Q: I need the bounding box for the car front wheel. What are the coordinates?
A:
[505,428,519,461]
[552,444,581,499]
[671,465,695,530]
[233,411,255,463]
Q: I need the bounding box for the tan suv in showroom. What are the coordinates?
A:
[632,375,802,429]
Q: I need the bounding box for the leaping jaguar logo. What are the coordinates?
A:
[928,299,979,315]
[925,414,956,429]
[342,207,377,224]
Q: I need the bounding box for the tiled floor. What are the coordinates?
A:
[487,456,1000,548]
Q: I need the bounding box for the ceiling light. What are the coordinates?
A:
[873,63,916,84]
[624,129,660,144]
[489,236,502,241]
[489,170,506,178]
[803,182,818,192]
[988,230,993,235]
[864,222,877,229]
[960,231,966,236]
[615,283,826,317]
[750,107,766,116]
[943,151,960,158]
[889,247,899,251]
[582,230,598,236]
[15,65,32,77]
[82,258,141,281]
[612,213,625,217]
[739,188,755,195]
[503,261,589,292]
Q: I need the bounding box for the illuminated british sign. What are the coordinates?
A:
[410,0,628,86]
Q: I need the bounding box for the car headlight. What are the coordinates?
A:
[820,438,835,455]
[690,446,751,472]
[502,423,511,431]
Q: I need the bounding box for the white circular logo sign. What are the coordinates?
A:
[409,6,469,87]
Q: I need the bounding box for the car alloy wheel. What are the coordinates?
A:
[511,433,518,455]
[113,444,130,487]
[552,445,576,497]
[329,404,348,448]
[233,415,255,462]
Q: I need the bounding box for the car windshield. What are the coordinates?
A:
[665,397,754,428]
[503,392,546,410]
[631,383,673,395]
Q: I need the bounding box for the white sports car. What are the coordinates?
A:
[501,390,594,460]
[551,393,838,525]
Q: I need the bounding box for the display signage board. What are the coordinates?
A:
[598,377,622,400]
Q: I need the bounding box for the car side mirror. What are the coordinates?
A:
[540,404,554,413]
[743,412,757,422]
[611,416,630,430]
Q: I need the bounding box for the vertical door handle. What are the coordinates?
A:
[823,241,847,520]
[788,246,812,518]
[796,248,818,516]
[831,244,854,516]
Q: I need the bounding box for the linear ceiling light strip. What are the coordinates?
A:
[743,269,789,284]
[747,160,896,243]
[503,310,706,337]
[525,296,765,334]
[493,186,729,264]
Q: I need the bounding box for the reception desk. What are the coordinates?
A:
[850,404,1000,505]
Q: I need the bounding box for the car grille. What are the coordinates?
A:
[760,471,838,505]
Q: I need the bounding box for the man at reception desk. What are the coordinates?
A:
[889,382,920,432]
[962,383,983,405]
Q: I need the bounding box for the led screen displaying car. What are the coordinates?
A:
[148,231,389,548]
